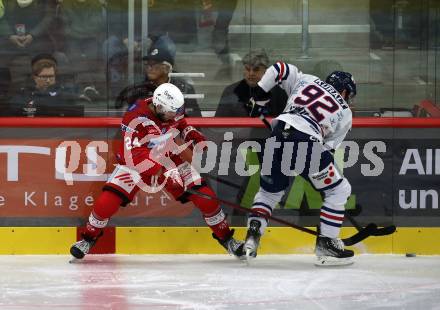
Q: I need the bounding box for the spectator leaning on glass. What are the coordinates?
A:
[115,36,201,116]
[215,49,287,117]
[8,53,85,116]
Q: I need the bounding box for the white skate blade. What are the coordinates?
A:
[315,255,354,267]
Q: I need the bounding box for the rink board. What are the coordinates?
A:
[0,227,439,255]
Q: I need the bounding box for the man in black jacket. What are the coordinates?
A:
[7,53,85,116]
[215,49,287,117]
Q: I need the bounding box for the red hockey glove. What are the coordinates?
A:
[181,126,207,151]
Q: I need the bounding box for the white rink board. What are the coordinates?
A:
[0,254,439,310]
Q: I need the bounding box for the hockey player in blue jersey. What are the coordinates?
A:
[244,62,357,266]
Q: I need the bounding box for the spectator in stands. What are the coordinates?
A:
[59,0,105,61]
[7,53,86,116]
[215,49,286,117]
[115,35,201,116]
[153,0,198,46]
[103,2,174,101]
[211,0,238,57]
[0,0,54,67]
[212,50,286,213]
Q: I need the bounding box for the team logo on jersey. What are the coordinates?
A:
[121,124,136,133]
[127,103,137,111]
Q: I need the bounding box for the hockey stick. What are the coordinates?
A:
[346,211,396,236]
[187,187,376,246]
[175,127,388,244]
[257,115,396,237]
[203,173,391,244]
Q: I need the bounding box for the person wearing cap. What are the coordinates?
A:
[215,49,287,117]
[7,53,86,116]
[115,36,201,116]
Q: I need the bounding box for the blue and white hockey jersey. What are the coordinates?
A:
[258,62,352,150]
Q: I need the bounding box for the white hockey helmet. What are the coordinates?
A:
[152,83,184,120]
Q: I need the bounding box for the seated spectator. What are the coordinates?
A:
[6,53,85,116]
[215,49,287,117]
[115,35,201,116]
[59,0,105,62]
[0,0,54,68]
[211,0,238,57]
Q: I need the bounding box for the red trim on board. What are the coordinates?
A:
[1,116,440,128]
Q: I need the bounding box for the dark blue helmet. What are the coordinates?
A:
[325,71,357,102]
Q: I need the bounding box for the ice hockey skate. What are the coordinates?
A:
[212,229,245,260]
[70,232,103,260]
[315,235,354,266]
[244,220,262,262]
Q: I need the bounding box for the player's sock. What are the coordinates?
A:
[189,186,230,240]
[82,190,123,239]
[70,191,122,259]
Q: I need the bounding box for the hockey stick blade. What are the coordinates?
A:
[342,223,378,246]
[372,225,396,236]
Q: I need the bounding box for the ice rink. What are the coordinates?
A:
[1,254,439,310]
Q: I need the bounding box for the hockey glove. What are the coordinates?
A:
[181,126,207,151]
[247,97,270,117]
[246,85,271,117]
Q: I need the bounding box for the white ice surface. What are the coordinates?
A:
[0,254,439,310]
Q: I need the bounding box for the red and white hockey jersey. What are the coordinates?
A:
[258,62,352,150]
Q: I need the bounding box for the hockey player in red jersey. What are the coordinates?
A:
[70,83,244,259]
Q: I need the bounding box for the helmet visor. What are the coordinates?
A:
[156,104,184,121]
